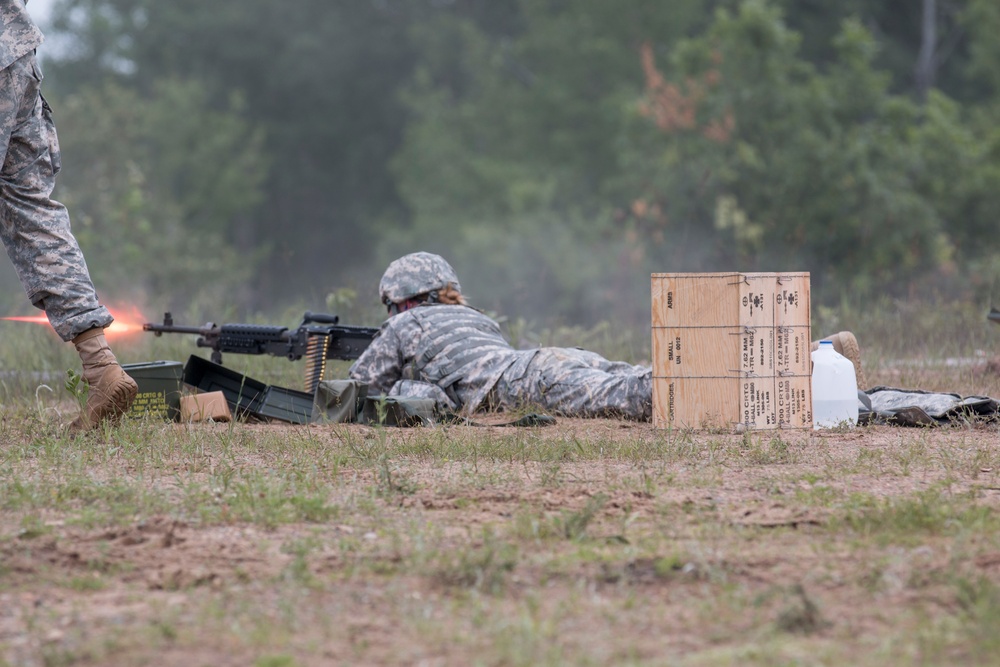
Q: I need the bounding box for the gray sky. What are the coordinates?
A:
[27,0,56,25]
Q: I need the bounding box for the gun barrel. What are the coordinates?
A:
[143,322,214,336]
[989,308,1000,325]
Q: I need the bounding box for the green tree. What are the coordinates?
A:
[393,0,997,319]
[39,0,1000,324]
[389,0,714,323]
[45,0,512,306]
[51,78,267,313]
[621,4,958,296]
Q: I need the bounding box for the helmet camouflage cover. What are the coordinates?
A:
[379,252,462,305]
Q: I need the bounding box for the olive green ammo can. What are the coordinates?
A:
[121,361,183,421]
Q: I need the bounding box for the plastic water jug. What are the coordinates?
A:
[811,340,858,429]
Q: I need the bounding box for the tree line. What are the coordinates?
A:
[33,0,1000,325]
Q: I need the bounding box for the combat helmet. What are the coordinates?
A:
[379,252,462,306]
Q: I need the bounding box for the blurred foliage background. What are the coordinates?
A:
[4,0,1000,342]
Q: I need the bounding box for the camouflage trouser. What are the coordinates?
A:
[491,348,652,420]
[0,52,110,341]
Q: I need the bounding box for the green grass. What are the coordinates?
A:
[0,300,999,666]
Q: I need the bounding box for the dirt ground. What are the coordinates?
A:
[3,410,1000,666]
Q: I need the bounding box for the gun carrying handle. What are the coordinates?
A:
[303,312,340,325]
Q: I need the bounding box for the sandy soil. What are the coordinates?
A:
[2,415,1000,666]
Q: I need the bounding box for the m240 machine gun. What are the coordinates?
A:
[143,312,379,394]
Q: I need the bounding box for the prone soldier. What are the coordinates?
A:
[349,252,653,420]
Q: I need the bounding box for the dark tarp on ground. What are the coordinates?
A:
[859,387,1000,427]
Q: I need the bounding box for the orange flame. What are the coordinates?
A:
[1,315,50,324]
[104,304,148,338]
[1,303,148,340]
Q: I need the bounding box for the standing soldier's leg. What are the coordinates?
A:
[0,54,136,429]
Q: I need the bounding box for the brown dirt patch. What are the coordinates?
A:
[3,417,1000,665]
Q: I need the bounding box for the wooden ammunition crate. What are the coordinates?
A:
[652,272,812,431]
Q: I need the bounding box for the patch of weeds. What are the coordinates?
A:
[345,428,389,465]
[18,514,51,539]
[351,487,383,515]
[858,557,889,594]
[798,472,823,485]
[616,437,665,462]
[698,415,732,435]
[855,445,885,473]
[743,434,797,465]
[793,484,840,507]
[195,469,337,528]
[429,529,517,594]
[480,592,564,665]
[513,496,610,543]
[368,395,392,426]
[280,535,321,587]
[632,461,670,497]
[2,480,40,511]
[600,553,700,585]
[952,574,1000,661]
[704,437,731,466]
[662,429,700,463]
[64,368,89,414]
[839,488,998,544]
[375,453,418,497]
[39,645,85,667]
[216,473,290,526]
[254,656,299,667]
[68,573,106,591]
[510,508,561,541]
[152,618,178,643]
[537,461,563,488]
[819,419,858,434]
[773,583,826,635]
[556,493,608,541]
[892,435,929,476]
[652,553,688,578]
[548,438,584,462]
[7,477,169,525]
[289,494,339,522]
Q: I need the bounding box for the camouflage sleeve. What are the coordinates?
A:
[348,324,403,394]
[0,3,44,71]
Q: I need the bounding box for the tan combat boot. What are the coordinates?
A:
[812,331,866,390]
[69,327,138,431]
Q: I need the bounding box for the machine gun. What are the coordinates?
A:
[143,312,379,394]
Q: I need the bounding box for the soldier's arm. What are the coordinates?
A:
[348,325,404,394]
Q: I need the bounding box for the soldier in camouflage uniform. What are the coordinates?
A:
[1,0,137,429]
[349,252,652,420]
